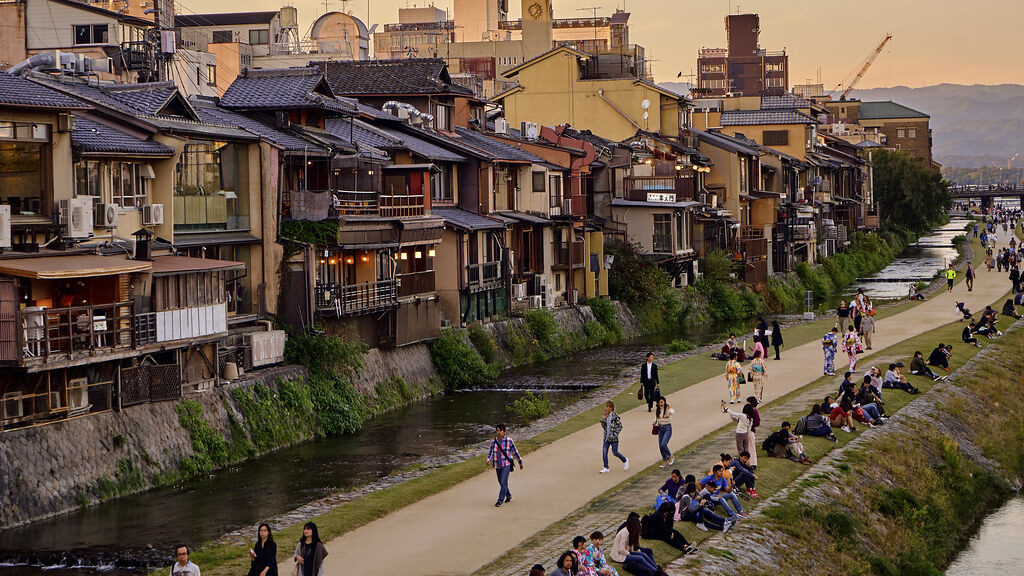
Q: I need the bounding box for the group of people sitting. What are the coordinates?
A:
[959,303,1005,345]
[540,506,699,576]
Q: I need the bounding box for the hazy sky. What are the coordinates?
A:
[181,0,1024,87]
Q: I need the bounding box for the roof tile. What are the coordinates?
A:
[720,109,817,126]
[0,72,89,110]
[72,117,174,156]
[315,59,474,97]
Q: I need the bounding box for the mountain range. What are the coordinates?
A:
[657,82,1024,168]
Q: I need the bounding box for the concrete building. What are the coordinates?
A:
[825,99,933,166]
[693,14,788,98]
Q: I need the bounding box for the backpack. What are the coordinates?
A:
[762,430,787,455]
[793,415,809,435]
[653,493,675,510]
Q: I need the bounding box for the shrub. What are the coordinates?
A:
[429,328,498,389]
[583,320,612,347]
[665,338,696,354]
[525,309,559,351]
[509,391,552,420]
[468,323,499,364]
[587,297,625,342]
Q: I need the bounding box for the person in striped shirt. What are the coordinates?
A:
[486,423,523,507]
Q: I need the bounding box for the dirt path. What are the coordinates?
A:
[289,238,1009,576]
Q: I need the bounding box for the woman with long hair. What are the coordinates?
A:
[770,320,783,360]
[581,531,618,576]
[724,351,741,403]
[292,522,328,576]
[843,325,861,371]
[247,523,277,576]
[610,515,661,576]
[551,550,580,576]
[654,396,674,468]
[721,402,756,470]
[748,349,767,401]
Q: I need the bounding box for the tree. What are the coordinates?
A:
[873,149,950,234]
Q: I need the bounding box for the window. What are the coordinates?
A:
[653,214,672,253]
[74,24,108,45]
[675,211,690,250]
[431,166,454,203]
[174,142,244,231]
[762,130,789,146]
[765,77,785,88]
[738,156,749,193]
[0,122,51,215]
[74,160,101,198]
[897,129,906,139]
[248,29,269,45]
[548,174,562,208]
[211,30,232,43]
[207,64,217,86]
[532,171,546,192]
[111,162,148,208]
[701,63,725,74]
[908,128,917,138]
[766,63,785,72]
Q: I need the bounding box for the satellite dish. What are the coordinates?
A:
[641,99,651,110]
[642,112,649,120]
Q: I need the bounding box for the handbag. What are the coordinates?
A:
[652,423,660,435]
[637,387,644,400]
[747,371,754,382]
[737,372,746,384]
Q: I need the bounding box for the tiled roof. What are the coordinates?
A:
[0,72,89,110]
[191,99,327,154]
[105,83,193,117]
[859,101,929,120]
[220,68,337,110]
[175,11,278,27]
[314,59,474,97]
[761,93,812,109]
[453,127,545,163]
[432,207,506,231]
[720,109,817,126]
[72,117,174,156]
[327,118,401,150]
[692,128,762,156]
[377,126,467,162]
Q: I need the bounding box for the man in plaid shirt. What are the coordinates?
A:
[486,423,524,507]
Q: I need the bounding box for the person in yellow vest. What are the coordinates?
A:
[945,265,957,293]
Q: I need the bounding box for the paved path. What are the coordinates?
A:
[284,238,1011,576]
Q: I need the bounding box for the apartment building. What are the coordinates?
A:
[692,14,788,98]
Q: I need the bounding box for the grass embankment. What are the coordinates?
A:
[180,228,984,576]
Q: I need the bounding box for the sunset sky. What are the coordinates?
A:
[181,0,1024,88]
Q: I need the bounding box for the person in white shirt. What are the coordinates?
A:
[170,545,201,576]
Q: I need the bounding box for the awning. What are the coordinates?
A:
[749,190,784,199]
[739,193,757,201]
[150,255,246,276]
[610,198,700,209]
[383,163,439,173]
[172,232,260,247]
[0,254,151,279]
[432,206,506,231]
[490,210,553,226]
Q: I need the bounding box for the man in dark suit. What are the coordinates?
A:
[639,352,660,411]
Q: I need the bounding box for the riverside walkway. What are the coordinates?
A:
[283,238,1012,576]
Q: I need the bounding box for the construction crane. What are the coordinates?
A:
[835,34,892,100]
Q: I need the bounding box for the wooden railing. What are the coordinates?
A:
[333,189,427,217]
[333,190,379,216]
[1,378,112,431]
[19,301,134,363]
[466,261,502,287]
[624,176,695,202]
[315,280,398,316]
[398,271,436,297]
[380,190,426,217]
[552,241,586,268]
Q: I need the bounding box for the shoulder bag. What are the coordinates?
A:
[491,440,517,472]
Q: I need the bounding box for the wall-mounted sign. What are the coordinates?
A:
[646,193,676,203]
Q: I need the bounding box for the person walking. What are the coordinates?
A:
[822,327,839,376]
[860,308,876,350]
[638,353,660,412]
[654,397,674,468]
[836,300,850,333]
[945,265,956,293]
[769,320,783,360]
[986,250,995,271]
[247,524,277,576]
[965,262,976,292]
[486,423,523,507]
[1010,265,1020,294]
[600,400,628,473]
[724,352,741,403]
[292,523,328,576]
[843,326,861,372]
[748,349,767,401]
[170,545,200,576]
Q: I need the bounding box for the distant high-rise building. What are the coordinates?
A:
[693,14,788,98]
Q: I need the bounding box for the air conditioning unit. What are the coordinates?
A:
[95,203,119,228]
[511,282,527,300]
[0,205,11,249]
[528,295,543,309]
[67,378,90,410]
[57,113,77,133]
[246,330,287,368]
[2,392,23,421]
[58,197,93,239]
[142,204,164,226]
[494,117,509,134]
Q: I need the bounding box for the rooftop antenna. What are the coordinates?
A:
[577,7,602,42]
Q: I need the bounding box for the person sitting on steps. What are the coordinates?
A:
[962,323,982,347]
[674,482,732,533]
[804,404,838,442]
[883,363,921,394]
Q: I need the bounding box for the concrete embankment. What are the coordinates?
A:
[674,326,1024,576]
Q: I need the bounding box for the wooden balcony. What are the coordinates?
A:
[466,261,503,290]
[550,194,587,218]
[398,270,436,297]
[16,301,135,366]
[333,189,427,218]
[552,241,585,268]
[315,280,398,316]
[333,190,379,216]
[379,190,426,218]
[624,176,695,202]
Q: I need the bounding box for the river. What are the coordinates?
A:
[0,222,967,575]
[945,496,1024,574]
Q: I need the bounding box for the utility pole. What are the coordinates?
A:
[578,7,602,43]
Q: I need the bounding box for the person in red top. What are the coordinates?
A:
[829,402,857,433]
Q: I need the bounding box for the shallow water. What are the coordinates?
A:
[945,496,1024,574]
